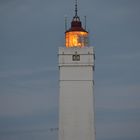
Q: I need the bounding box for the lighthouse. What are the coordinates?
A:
[58,1,96,140]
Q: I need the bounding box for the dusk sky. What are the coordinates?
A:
[0,0,140,140]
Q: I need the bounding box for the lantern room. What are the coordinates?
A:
[65,1,89,48]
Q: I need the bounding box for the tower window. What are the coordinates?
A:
[72,54,80,61]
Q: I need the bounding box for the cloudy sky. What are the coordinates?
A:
[0,0,140,140]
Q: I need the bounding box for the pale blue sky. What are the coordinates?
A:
[0,0,140,140]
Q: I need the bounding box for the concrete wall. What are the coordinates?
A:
[59,47,96,140]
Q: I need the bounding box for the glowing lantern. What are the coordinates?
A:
[65,3,89,48]
[65,31,88,48]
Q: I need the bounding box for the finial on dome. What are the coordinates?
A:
[75,0,78,17]
[73,0,80,22]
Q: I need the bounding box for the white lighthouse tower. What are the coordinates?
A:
[58,1,96,140]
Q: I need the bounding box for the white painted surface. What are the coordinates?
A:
[60,67,93,81]
[58,47,95,140]
[59,47,94,66]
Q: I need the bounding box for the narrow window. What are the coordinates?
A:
[72,55,80,61]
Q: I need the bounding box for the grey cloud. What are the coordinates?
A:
[0,66,57,78]
[0,0,140,140]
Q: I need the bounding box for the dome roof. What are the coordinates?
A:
[65,0,88,33]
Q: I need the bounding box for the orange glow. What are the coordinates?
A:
[65,31,88,48]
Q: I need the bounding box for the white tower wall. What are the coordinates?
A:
[58,47,95,140]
